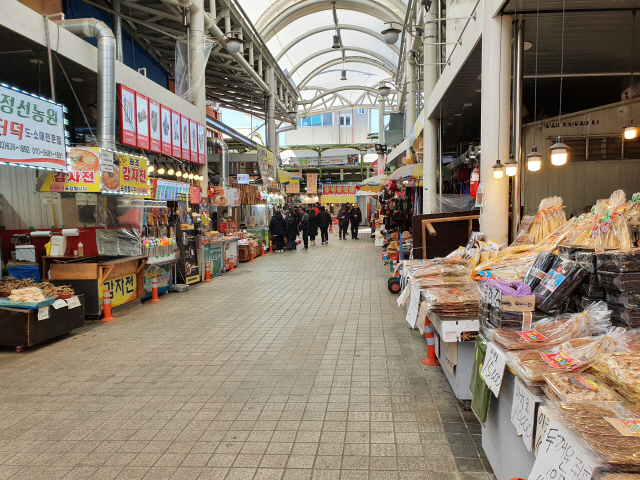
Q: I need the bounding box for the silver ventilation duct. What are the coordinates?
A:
[56,18,116,150]
[208,137,229,187]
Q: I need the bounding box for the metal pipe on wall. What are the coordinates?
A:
[511,19,525,240]
[112,0,124,62]
[209,137,229,186]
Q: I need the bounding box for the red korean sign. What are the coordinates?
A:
[180,115,190,160]
[171,110,181,158]
[118,84,136,147]
[135,92,149,150]
[189,119,198,163]
[190,185,201,204]
[197,124,206,164]
[160,105,172,155]
[148,99,161,153]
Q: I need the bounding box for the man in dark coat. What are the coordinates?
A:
[317,206,332,245]
[269,210,287,252]
[285,210,299,250]
[300,208,310,249]
[337,207,349,240]
[350,204,363,240]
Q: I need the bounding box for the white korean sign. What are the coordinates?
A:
[0,84,66,169]
[480,342,507,397]
[237,174,250,184]
[511,377,537,452]
[405,285,421,328]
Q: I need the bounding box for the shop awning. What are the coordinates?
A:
[383,163,423,184]
[277,170,302,184]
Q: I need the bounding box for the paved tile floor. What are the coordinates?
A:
[0,230,494,480]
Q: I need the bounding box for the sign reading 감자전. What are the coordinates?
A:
[40,146,101,192]
[0,84,66,169]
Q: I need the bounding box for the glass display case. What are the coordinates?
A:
[241,204,268,228]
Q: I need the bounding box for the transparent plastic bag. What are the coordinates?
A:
[529,196,567,243]
[597,250,640,273]
[409,260,472,278]
[610,306,640,328]
[95,228,142,257]
[524,251,558,289]
[598,271,640,291]
[575,251,599,273]
[488,310,546,330]
[512,215,535,246]
[533,257,589,314]
[607,291,640,308]
[591,352,640,405]
[543,372,622,403]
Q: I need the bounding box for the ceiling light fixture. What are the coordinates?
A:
[341,70,347,81]
[176,170,182,177]
[188,173,194,179]
[148,165,155,173]
[225,36,243,55]
[288,111,297,120]
[625,120,638,139]
[504,155,518,177]
[167,168,175,175]
[549,136,569,166]
[526,146,542,171]
[492,159,504,179]
[332,34,341,49]
[550,0,569,167]
[378,84,391,97]
[381,26,401,45]
[524,41,533,50]
[157,166,165,175]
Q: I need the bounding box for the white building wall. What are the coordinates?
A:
[284,109,371,147]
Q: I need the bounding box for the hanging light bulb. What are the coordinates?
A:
[549,136,569,166]
[225,36,243,55]
[157,166,165,175]
[381,26,401,45]
[504,156,518,177]
[167,168,175,175]
[624,119,638,139]
[176,171,182,177]
[148,165,155,173]
[378,84,391,97]
[341,70,347,81]
[492,159,504,179]
[188,173,195,179]
[526,146,542,171]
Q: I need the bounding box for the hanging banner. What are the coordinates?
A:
[285,180,300,194]
[118,153,150,195]
[180,115,190,160]
[118,84,136,147]
[148,99,161,152]
[198,124,206,164]
[161,105,172,155]
[306,173,318,194]
[135,92,149,150]
[171,110,181,158]
[40,146,100,192]
[322,185,356,204]
[190,185,201,205]
[208,186,239,207]
[288,155,359,168]
[0,84,66,169]
[189,119,198,163]
[256,145,275,186]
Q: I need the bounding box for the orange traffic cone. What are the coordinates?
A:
[229,261,235,272]
[204,260,212,282]
[250,249,255,262]
[269,240,273,253]
[102,290,115,322]
[150,276,161,303]
[422,317,440,366]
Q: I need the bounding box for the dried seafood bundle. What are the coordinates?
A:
[9,287,46,303]
[528,196,567,243]
[38,282,74,298]
[0,276,36,293]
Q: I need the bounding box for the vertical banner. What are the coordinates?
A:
[118,153,150,195]
[118,84,136,147]
[160,105,172,155]
[189,119,198,163]
[197,124,206,164]
[135,92,149,150]
[148,99,161,152]
[180,115,190,160]
[306,173,318,194]
[285,180,300,194]
[171,110,181,158]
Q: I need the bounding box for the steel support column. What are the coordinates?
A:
[378,98,386,167]
[266,66,277,154]
[423,9,438,213]
[190,1,207,188]
[511,19,525,240]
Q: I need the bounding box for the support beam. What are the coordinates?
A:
[511,19,525,240]
[422,7,438,213]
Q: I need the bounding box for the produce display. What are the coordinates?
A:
[543,372,621,403]
[0,277,74,300]
[8,287,46,303]
[591,353,640,405]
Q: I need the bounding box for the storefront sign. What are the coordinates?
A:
[189,119,198,163]
[285,180,300,193]
[198,124,206,164]
[171,110,181,158]
[322,185,357,195]
[0,84,66,169]
[289,155,359,168]
[100,273,137,307]
[161,105,172,155]
[257,145,276,186]
[118,84,136,147]
[153,179,189,201]
[180,115,190,160]
[143,263,172,298]
[306,173,318,194]
[237,174,250,184]
[118,153,149,195]
[203,243,223,277]
[40,146,101,192]
[190,185,201,204]
[148,99,161,152]
[135,92,149,150]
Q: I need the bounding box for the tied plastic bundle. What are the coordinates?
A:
[591,352,640,405]
[421,278,481,316]
[407,258,472,278]
[524,251,558,289]
[473,248,540,282]
[488,301,612,350]
[624,192,640,227]
[446,232,500,266]
[507,327,628,383]
[511,215,535,245]
[533,257,589,314]
[528,196,567,243]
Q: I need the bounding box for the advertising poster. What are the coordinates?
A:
[0,84,66,169]
[189,119,198,163]
[189,185,201,205]
[100,273,136,308]
[118,84,136,147]
[322,185,356,203]
[208,186,239,207]
[198,124,206,164]
[160,105,172,155]
[306,173,318,194]
[41,147,100,192]
[148,99,161,152]
[285,180,300,194]
[118,153,150,195]
[256,145,275,186]
[143,263,173,299]
[289,155,358,168]
[203,243,223,277]
[180,115,190,160]
[153,179,189,201]
[135,92,149,150]
[171,110,181,158]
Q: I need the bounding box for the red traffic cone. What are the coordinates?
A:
[204,260,212,282]
[269,240,273,253]
[422,318,440,366]
[150,276,161,303]
[229,261,235,272]
[102,290,115,322]
[250,249,255,262]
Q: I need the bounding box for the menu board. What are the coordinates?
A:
[135,93,149,150]
[160,105,172,155]
[322,185,357,195]
[153,179,190,201]
[180,115,190,160]
[189,119,198,163]
[190,185,201,205]
[118,153,149,195]
[171,110,181,158]
[148,99,161,152]
[198,124,206,164]
[118,84,136,147]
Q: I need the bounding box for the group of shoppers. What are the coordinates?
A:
[269,202,363,251]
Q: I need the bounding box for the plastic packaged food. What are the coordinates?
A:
[533,257,589,314]
[579,274,605,298]
[512,215,535,245]
[409,259,472,278]
[575,250,599,273]
[421,284,481,316]
[591,353,640,405]
[543,372,621,402]
[595,474,640,480]
[609,306,640,328]
[524,251,558,289]
[597,250,640,273]
[606,291,640,308]
[598,271,640,291]
[489,301,612,350]
[529,196,567,243]
[489,310,546,330]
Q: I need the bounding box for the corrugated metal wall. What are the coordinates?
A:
[522,159,640,218]
[0,167,60,230]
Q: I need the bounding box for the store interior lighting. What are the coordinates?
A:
[176,170,182,177]
[526,146,542,171]
[624,120,638,139]
[492,159,504,179]
[504,156,518,177]
[167,168,175,175]
[157,166,165,175]
[148,164,155,173]
[549,136,569,166]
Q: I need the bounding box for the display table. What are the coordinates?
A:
[430,312,479,406]
[221,237,239,272]
[0,295,85,352]
[44,256,147,319]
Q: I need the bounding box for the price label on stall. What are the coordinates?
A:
[405,286,421,328]
[480,342,507,397]
[52,299,67,309]
[534,407,551,457]
[67,296,81,309]
[528,418,595,480]
[511,377,537,452]
[397,281,411,307]
[38,307,49,321]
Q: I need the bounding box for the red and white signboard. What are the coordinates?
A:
[118,84,136,147]
[148,99,161,152]
[189,119,198,163]
[180,115,190,160]
[135,93,149,150]
[171,110,181,158]
[197,124,206,164]
[160,105,172,155]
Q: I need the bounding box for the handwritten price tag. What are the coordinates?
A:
[534,407,551,457]
[397,282,411,307]
[405,286,421,328]
[37,307,49,321]
[511,377,537,452]
[52,299,67,309]
[480,342,506,397]
[67,296,81,309]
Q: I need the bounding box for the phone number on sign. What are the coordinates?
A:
[0,141,63,159]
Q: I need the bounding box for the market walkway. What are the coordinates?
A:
[0,231,493,480]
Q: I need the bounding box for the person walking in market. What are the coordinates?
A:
[350,204,363,240]
[317,206,332,245]
[337,206,349,240]
[269,210,286,252]
[308,207,319,246]
[300,208,310,250]
[285,209,299,251]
